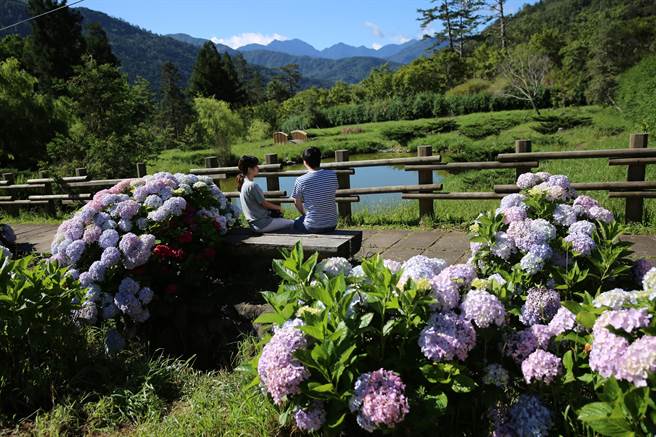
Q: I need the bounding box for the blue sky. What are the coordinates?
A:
[80,0,537,50]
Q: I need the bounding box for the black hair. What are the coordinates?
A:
[302,147,321,169]
[236,155,259,191]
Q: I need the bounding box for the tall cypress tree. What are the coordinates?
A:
[26,0,85,84]
[158,61,194,140]
[220,52,246,105]
[188,41,225,99]
[85,22,119,66]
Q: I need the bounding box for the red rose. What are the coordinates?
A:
[178,231,193,244]
[202,247,216,258]
[153,244,174,258]
[164,284,178,295]
[174,248,185,259]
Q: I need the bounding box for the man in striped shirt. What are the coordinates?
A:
[292,147,339,233]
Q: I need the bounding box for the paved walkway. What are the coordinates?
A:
[10,224,656,263]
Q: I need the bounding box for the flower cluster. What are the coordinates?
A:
[257,319,310,405]
[589,308,654,386]
[398,255,447,285]
[294,402,326,432]
[419,311,477,362]
[519,287,560,326]
[349,369,410,432]
[461,289,506,328]
[49,173,237,332]
[316,257,352,277]
[431,264,476,310]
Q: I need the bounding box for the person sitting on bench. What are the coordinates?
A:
[292,147,339,234]
[237,155,293,233]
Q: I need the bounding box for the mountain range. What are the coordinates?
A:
[0,0,438,88]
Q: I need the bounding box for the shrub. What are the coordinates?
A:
[449,141,514,162]
[530,114,592,134]
[250,172,653,435]
[446,79,492,96]
[0,252,86,414]
[49,173,239,349]
[340,127,364,135]
[193,98,244,165]
[617,54,656,132]
[246,119,271,142]
[458,117,524,140]
[381,120,458,146]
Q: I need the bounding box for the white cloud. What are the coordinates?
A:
[211,32,289,49]
[392,35,411,44]
[363,21,384,38]
[372,42,383,50]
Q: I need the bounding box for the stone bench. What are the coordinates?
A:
[223,229,363,259]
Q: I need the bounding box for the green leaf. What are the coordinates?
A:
[308,382,334,393]
[576,311,597,329]
[253,311,285,325]
[382,318,398,336]
[578,402,634,436]
[359,313,374,329]
[451,373,477,393]
[427,391,449,411]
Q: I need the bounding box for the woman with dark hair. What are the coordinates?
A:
[237,155,293,233]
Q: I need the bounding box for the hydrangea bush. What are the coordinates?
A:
[251,173,655,436]
[0,222,16,255]
[50,172,238,341]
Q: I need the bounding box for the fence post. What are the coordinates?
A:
[514,140,532,179]
[204,156,219,169]
[335,150,352,222]
[417,145,434,219]
[136,162,147,178]
[2,173,15,185]
[39,170,56,216]
[265,153,280,192]
[75,167,87,177]
[625,133,648,223]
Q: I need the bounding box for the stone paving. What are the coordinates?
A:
[8,224,656,263]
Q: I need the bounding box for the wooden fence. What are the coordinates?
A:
[0,133,652,223]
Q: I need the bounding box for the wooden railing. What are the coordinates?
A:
[0,133,652,223]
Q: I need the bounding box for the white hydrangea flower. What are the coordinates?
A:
[317,257,352,277]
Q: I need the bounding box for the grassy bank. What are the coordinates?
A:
[3,337,281,437]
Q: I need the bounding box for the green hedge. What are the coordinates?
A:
[315,92,550,128]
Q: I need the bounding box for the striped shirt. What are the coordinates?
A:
[292,169,338,229]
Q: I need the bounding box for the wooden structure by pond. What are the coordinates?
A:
[272,131,288,144]
[1,133,653,223]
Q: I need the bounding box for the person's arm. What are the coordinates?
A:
[291,179,305,214]
[261,199,282,211]
[294,196,305,215]
[252,183,281,211]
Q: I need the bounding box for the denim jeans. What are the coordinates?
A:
[293,216,336,234]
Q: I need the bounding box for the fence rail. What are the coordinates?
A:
[1,134,652,223]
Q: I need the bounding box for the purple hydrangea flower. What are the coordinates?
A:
[500,193,526,209]
[257,319,309,405]
[399,255,447,285]
[482,363,509,387]
[115,200,140,220]
[506,329,538,363]
[520,287,560,326]
[519,252,545,275]
[104,329,125,355]
[430,264,476,310]
[633,259,655,283]
[295,402,326,432]
[530,324,553,349]
[418,311,476,362]
[521,349,562,384]
[553,204,577,226]
[138,287,154,305]
[588,206,614,223]
[460,289,506,328]
[568,220,595,236]
[616,335,656,387]
[82,225,103,244]
[499,205,528,224]
[491,232,515,260]
[508,395,553,437]
[547,307,576,335]
[88,260,106,282]
[65,240,86,264]
[100,246,121,267]
[99,229,120,249]
[516,173,542,190]
[349,369,409,432]
[383,259,402,274]
[564,232,596,255]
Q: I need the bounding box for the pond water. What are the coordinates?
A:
[222,152,444,211]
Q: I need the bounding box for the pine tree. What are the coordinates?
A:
[85,22,119,66]
[158,61,194,141]
[188,41,225,99]
[26,0,85,84]
[488,0,507,49]
[220,52,246,105]
[418,0,456,50]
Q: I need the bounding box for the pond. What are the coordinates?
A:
[222,152,445,211]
